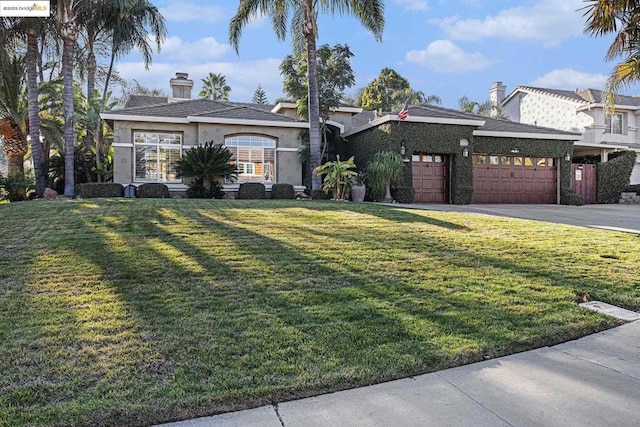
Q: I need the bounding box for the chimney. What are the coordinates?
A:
[489,81,506,106]
[169,72,193,99]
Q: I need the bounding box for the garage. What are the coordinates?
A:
[472,154,558,204]
[412,153,448,203]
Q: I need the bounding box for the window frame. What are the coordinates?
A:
[133,131,183,183]
[605,112,624,135]
[224,134,277,184]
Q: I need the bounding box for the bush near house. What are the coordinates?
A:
[391,186,415,204]
[270,183,295,199]
[237,182,266,199]
[597,150,637,203]
[0,172,35,201]
[137,183,170,198]
[76,182,124,198]
[560,187,584,206]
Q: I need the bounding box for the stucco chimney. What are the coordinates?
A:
[489,81,506,105]
[169,72,193,99]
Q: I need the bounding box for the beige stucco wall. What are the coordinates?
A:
[112,120,304,187]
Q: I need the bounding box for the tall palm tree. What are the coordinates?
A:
[583,0,640,104]
[230,0,384,191]
[0,44,28,176]
[56,0,80,197]
[199,73,231,101]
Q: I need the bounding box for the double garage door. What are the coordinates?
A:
[472,154,558,204]
[411,153,558,204]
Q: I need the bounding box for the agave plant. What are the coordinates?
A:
[367,151,405,202]
[313,155,358,200]
[176,141,237,198]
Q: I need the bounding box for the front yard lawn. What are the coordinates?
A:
[1,199,639,426]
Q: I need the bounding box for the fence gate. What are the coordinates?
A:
[570,164,597,204]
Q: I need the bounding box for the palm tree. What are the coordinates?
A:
[56,0,80,197]
[199,73,231,101]
[583,1,640,104]
[229,0,384,192]
[0,45,28,176]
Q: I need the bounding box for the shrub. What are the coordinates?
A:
[176,141,237,196]
[623,184,640,194]
[560,188,584,206]
[367,151,405,201]
[76,183,124,198]
[137,183,170,198]
[237,183,266,199]
[0,172,35,202]
[311,189,330,200]
[271,183,295,199]
[391,186,415,204]
[186,178,224,199]
[313,155,358,200]
[597,150,636,203]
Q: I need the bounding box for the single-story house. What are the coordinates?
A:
[101,73,581,204]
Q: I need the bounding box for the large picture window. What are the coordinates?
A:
[225,135,276,183]
[134,132,182,182]
[605,113,624,134]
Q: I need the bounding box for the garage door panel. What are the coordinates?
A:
[473,154,557,204]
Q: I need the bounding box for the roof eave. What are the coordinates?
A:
[473,130,580,140]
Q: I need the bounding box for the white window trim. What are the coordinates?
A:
[133,131,183,183]
[224,135,277,184]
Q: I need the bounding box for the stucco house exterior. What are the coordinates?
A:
[102,73,580,204]
[495,82,640,184]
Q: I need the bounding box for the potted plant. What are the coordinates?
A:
[313,155,358,200]
[367,151,405,202]
[351,171,367,202]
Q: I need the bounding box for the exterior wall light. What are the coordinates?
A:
[400,141,406,156]
[564,152,571,161]
[510,148,520,154]
[459,139,469,157]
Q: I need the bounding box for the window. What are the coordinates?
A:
[605,113,624,134]
[134,131,182,182]
[225,135,276,183]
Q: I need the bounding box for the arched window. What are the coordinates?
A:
[224,135,276,183]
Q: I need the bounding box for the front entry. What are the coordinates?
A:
[412,154,449,203]
[570,164,596,204]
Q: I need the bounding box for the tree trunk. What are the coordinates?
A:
[85,27,96,156]
[306,25,322,191]
[383,184,393,203]
[26,26,46,197]
[2,125,28,175]
[60,11,77,197]
[96,51,117,183]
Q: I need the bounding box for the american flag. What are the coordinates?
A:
[398,99,409,120]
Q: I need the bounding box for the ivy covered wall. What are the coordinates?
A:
[597,150,637,203]
[344,120,575,205]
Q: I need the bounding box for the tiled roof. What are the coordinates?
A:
[107,98,300,122]
[514,86,640,107]
[124,95,169,108]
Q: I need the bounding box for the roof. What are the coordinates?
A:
[103,98,301,124]
[505,85,640,108]
[124,95,169,108]
[344,104,579,140]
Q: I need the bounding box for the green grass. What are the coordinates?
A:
[1,199,639,426]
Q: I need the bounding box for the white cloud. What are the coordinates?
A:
[530,68,608,89]
[116,58,285,102]
[159,36,230,63]
[435,0,583,47]
[159,2,226,23]
[394,0,429,12]
[405,40,491,73]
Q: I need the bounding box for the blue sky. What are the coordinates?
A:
[117,0,639,109]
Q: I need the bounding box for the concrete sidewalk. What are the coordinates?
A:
[160,321,640,427]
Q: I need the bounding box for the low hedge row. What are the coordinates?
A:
[137,183,170,198]
[76,183,124,198]
[237,183,266,199]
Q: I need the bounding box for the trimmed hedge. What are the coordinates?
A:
[391,186,415,204]
[560,188,584,206]
[76,183,124,198]
[138,183,171,198]
[597,150,636,203]
[311,189,331,200]
[237,183,266,199]
[271,183,295,199]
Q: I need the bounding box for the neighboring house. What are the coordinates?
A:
[496,82,640,184]
[102,73,580,204]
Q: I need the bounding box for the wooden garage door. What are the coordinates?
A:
[412,154,448,203]
[472,154,557,204]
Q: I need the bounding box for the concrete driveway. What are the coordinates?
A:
[391,203,640,234]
